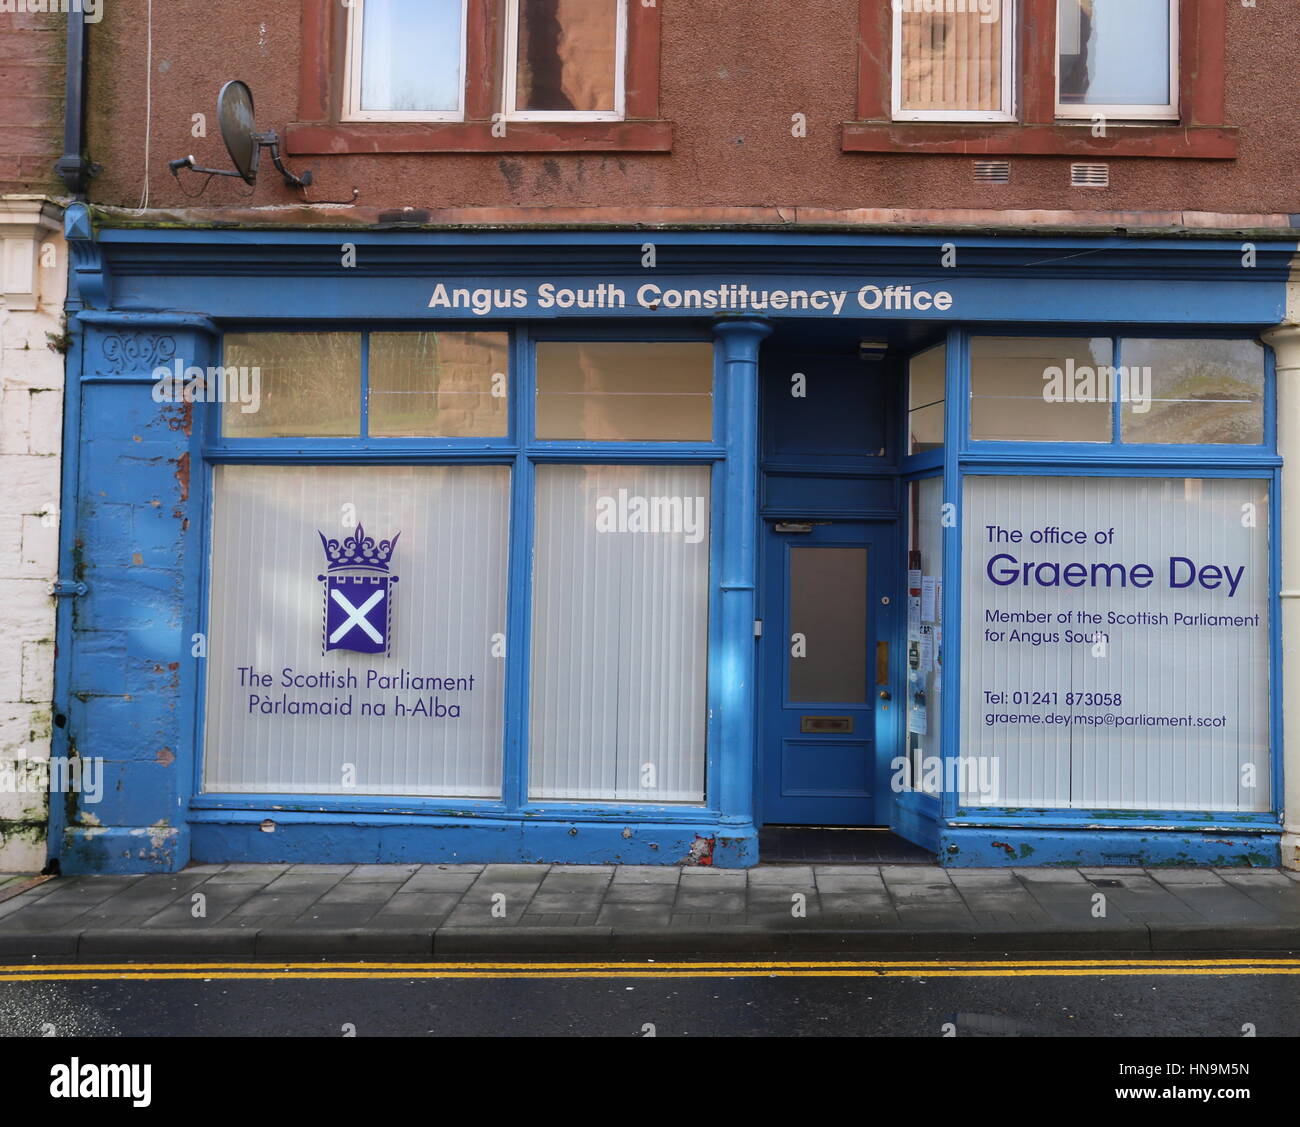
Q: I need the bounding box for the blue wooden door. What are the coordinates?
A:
[761,519,899,826]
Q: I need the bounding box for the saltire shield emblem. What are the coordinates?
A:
[316,523,400,656]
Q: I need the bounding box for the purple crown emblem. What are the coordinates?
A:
[318,524,400,574]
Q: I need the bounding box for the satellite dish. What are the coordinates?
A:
[168,81,312,189]
[218,80,259,185]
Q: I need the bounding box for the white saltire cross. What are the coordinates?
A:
[329,587,385,645]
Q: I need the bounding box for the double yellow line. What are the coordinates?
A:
[1,959,1299,982]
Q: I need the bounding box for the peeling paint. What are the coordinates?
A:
[172,450,191,503]
[680,834,715,866]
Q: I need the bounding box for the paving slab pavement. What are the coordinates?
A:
[0,863,1296,958]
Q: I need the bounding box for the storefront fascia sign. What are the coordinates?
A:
[411,273,1285,324]
[424,276,958,318]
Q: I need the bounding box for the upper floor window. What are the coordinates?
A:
[344,0,469,121]
[1057,0,1179,120]
[892,0,1016,122]
[342,0,627,124]
[505,0,627,121]
[888,0,1182,125]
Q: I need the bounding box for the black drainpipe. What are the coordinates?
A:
[54,13,96,194]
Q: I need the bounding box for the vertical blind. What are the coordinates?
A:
[898,7,1005,114]
[961,476,1270,812]
[203,464,509,797]
[529,464,710,802]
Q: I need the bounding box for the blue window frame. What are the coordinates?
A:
[932,327,1282,832]
[193,324,729,823]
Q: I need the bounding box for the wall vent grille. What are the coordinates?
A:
[974,160,1011,183]
[1071,162,1110,187]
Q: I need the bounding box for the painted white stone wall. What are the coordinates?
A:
[0,196,65,872]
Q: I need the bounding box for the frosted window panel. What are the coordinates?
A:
[203,465,509,797]
[369,332,509,437]
[961,476,1270,812]
[530,464,710,802]
[1058,0,1173,108]
[360,0,464,113]
[789,548,868,703]
[908,343,946,453]
[222,333,360,438]
[898,6,1006,114]
[535,341,713,441]
[515,0,620,112]
[1121,339,1265,446]
[970,337,1113,442]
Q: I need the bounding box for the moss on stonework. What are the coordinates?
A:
[0,819,49,844]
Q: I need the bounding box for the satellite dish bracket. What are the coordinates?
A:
[167,81,313,190]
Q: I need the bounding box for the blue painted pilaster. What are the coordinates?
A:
[711,318,772,867]
[55,310,217,873]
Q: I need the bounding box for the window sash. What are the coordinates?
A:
[964,334,1268,451]
[503,0,628,122]
[1055,0,1179,121]
[891,0,1017,123]
[342,0,470,123]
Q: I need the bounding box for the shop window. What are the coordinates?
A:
[343,0,468,121]
[528,464,710,802]
[534,341,713,441]
[205,331,716,807]
[905,476,944,792]
[892,0,1016,122]
[202,464,510,797]
[907,343,946,454]
[506,0,626,120]
[960,474,1270,812]
[221,331,510,439]
[969,337,1113,443]
[368,332,509,437]
[1057,0,1178,121]
[1119,339,1265,446]
[222,333,362,438]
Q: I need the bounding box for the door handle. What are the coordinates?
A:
[879,690,892,701]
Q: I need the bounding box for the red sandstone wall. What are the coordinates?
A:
[0,8,65,194]
[81,1,1299,220]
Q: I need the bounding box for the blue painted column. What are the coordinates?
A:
[711,318,771,867]
[54,299,214,873]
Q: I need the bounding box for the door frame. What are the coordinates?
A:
[757,515,903,827]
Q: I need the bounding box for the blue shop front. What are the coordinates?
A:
[50,206,1296,871]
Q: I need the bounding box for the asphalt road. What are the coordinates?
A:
[1,958,1297,1038]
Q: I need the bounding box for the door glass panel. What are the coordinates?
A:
[789,546,868,703]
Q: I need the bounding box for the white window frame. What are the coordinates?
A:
[891,0,1017,123]
[342,0,469,123]
[503,0,627,122]
[1055,0,1179,121]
